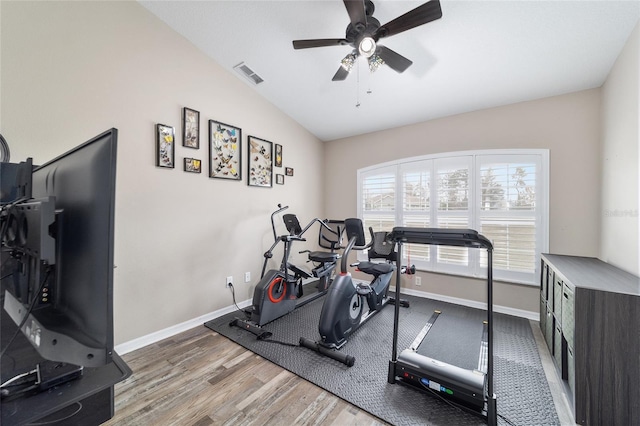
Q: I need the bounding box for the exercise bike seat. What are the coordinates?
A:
[356,261,395,277]
[307,251,340,264]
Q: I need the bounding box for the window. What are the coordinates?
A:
[358,150,548,285]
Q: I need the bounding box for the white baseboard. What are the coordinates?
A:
[396,287,539,321]
[114,299,252,355]
[115,289,538,356]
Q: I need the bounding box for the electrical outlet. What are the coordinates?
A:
[226,276,233,288]
[415,276,422,286]
[244,272,251,283]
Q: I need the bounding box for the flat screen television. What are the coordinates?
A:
[1,128,118,368]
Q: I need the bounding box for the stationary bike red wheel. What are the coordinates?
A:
[267,277,286,304]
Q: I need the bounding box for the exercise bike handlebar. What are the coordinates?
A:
[270,204,289,241]
[299,217,338,238]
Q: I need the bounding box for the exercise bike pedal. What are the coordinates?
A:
[356,283,372,295]
[389,298,411,308]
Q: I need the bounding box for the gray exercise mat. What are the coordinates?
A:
[205,293,559,426]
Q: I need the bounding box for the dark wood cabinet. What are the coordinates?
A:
[539,254,640,425]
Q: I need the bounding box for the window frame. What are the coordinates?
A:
[357,149,549,286]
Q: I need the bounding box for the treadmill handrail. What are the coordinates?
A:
[389,227,493,250]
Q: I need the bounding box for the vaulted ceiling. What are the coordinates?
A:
[140,1,640,141]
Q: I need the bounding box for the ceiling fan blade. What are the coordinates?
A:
[343,0,367,29]
[375,0,442,39]
[332,66,350,81]
[377,45,413,73]
[293,39,349,49]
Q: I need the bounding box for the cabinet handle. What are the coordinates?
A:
[563,292,568,299]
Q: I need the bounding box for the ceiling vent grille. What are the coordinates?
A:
[233,62,264,85]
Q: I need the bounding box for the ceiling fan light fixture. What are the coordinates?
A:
[368,53,384,72]
[340,52,358,72]
[358,36,376,58]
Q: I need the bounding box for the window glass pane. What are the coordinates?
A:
[481,163,536,211]
[362,173,395,212]
[437,166,469,211]
[403,171,430,211]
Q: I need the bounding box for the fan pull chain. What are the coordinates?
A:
[355,59,361,108]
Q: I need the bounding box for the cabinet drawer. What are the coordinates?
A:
[545,307,553,350]
[567,345,575,396]
[547,269,554,308]
[561,284,575,349]
[539,296,547,335]
[553,274,563,318]
[553,324,562,367]
[541,262,549,300]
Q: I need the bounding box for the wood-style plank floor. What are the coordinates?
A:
[104,326,388,425]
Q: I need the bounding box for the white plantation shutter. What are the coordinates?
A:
[360,166,396,243]
[401,162,432,262]
[434,157,471,273]
[357,150,548,285]
[476,155,542,282]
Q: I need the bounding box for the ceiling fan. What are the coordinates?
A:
[292,0,442,81]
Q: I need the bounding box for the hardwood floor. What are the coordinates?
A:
[104,326,387,425]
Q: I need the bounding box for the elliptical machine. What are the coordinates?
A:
[230,205,342,338]
[300,218,409,366]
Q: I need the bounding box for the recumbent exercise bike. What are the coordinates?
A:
[231,205,343,338]
[300,218,409,366]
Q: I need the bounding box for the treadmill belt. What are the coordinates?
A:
[415,308,485,371]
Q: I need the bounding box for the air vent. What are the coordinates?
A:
[233,62,264,85]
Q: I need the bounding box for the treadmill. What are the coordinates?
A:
[387,227,497,426]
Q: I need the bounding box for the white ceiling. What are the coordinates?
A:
[140,0,640,141]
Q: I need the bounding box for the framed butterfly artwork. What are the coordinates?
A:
[156,123,175,169]
[209,120,241,180]
[184,158,201,173]
[182,107,200,149]
[247,136,273,188]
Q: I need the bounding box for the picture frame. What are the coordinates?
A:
[182,107,200,149]
[276,174,284,185]
[285,167,294,177]
[275,144,283,167]
[156,123,175,168]
[209,120,241,180]
[248,136,273,187]
[184,158,202,173]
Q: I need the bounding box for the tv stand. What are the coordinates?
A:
[1,309,131,425]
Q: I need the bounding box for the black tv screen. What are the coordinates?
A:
[2,129,118,368]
